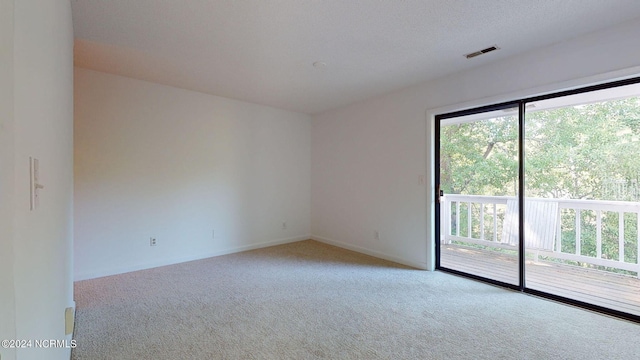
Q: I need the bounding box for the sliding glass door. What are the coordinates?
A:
[524,82,640,317]
[436,78,640,321]
[437,105,521,287]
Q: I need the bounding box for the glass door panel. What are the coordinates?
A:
[438,107,520,286]
[524,82,640,316]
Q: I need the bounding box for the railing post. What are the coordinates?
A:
[456,201,460,237]
[480,203,485,241]
[619,212,625,263]
[596,210,602,259]
[467,202,472,239]
[441,195,448,244]
[440,195,444,243]
[575,210,581,256]
[556,210,562,253]
[491,204,496,243]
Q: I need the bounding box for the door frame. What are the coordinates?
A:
[434,100,524,291]
[434,76,640,323]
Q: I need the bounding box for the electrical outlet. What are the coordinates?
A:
[282,222,287,230]
[374,230,380,240]
[212,229,215,239]
[150,237,157,246]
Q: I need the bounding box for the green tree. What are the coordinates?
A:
[440,115,518,196]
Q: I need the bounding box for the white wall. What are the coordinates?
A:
[311,18,640,270]
[74,68,311,280]
[0,1,17,359]
[1,1,75,360]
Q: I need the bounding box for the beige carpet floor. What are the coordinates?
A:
[72,240,640,359]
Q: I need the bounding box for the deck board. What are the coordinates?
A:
[441,244,640,316]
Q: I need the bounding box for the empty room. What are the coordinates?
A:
[3,1,640,359]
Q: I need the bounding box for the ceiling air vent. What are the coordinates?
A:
[465,45,500,59]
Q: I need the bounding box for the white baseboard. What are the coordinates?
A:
[311,235,428,270]
[74,235,311,281]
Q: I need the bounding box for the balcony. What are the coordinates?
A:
[440,194,640,316]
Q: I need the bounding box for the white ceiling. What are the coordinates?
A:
[72,1,640,115]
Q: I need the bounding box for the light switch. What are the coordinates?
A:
[33,157,39,181]
[65,307,75,335]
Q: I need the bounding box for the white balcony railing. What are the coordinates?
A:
[440,194,640,277]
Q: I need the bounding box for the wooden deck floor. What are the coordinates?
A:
[441,244,640,317]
